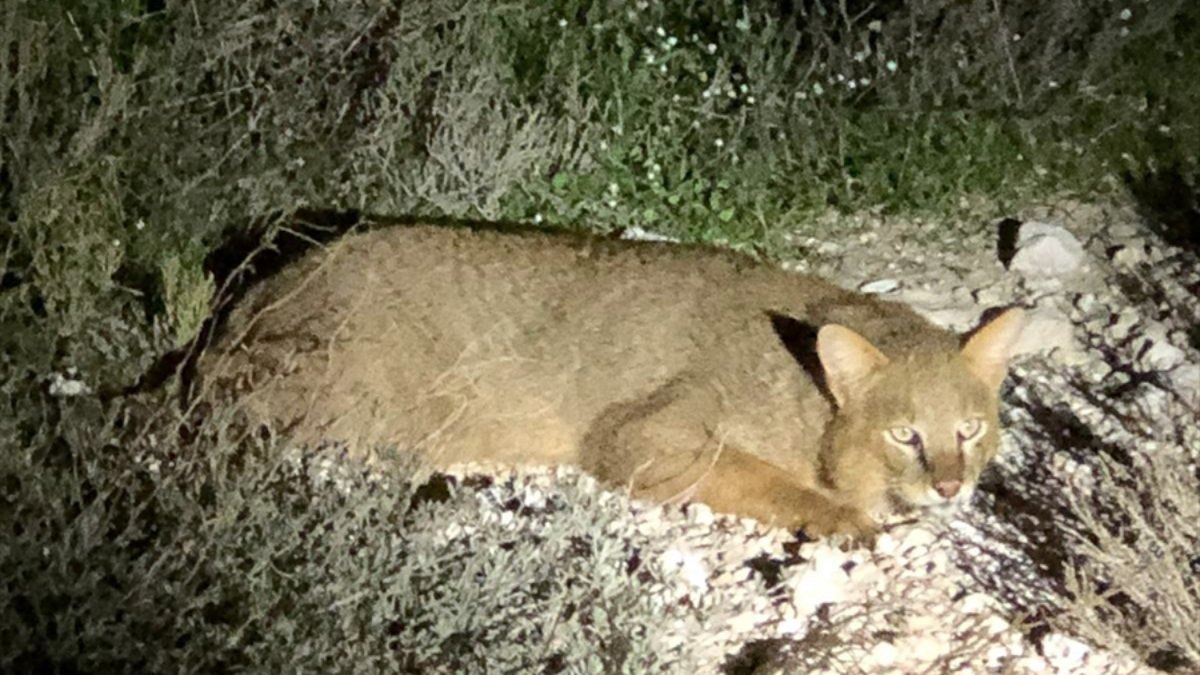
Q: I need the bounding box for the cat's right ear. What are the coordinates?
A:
[817,325,889,408]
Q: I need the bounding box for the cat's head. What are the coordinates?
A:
[818,308,1026,515]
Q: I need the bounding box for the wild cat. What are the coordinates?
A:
[196,223,1024,540]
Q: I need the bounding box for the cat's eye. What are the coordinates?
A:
[887,426,921,446]
[957,418,984,440]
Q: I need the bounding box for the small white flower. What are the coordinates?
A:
[739,83,748,93]
[651,162,661,173]
[113,238,121,247]
[134,218,145,230]
[812,82,824,95]
[606,198,618,208]
[746,95,756,104]
[847,79,856,89]
[1158,124,1171,133]
[666,36,677,48]
[671,93,681,102]
[656,26,666,37]
[1120,8,1132,20]
[706,43,717,54]
[714,138,724,148]
[659,64,667,74]
[835,73,845,82]
[868,20,883,32]
[702,88,712,99]
[885,60,898,72]
[1012,33,1022,42]
[532,213,543,224]
[859,77,871,86]
[795,91,807,100]
[645,52,655,64]
[607,182,619,195]
[558,18,568,28]
[611,125,623,135]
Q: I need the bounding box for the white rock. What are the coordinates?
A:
[620,226,678,242]
[727,610,760,634]
[1168,363,1200,405]
[1010,221,1085,278]
[873,532,899,555]
[1073,292,1098,313]
[787,563,849,615]
[900,634,947,663]
[776,616,807,636]
[982,614,1010,635]
[973,284,1008,306]
[899,525,937,552]
[1110,242,1149,267]
[686,502,715,526]
[1107,308,1141,342]
[958,592,994,615]
[1041,633,1092,671]
[1010,308,1076,359]
[869,641,898,667]
[1135,327,1187,371]
[859,278,900,294]
[47,372,92,397]
[985,645,1011,670]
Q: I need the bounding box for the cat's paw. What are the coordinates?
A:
[799,504,880,548]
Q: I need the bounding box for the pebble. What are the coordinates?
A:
[869,641,898,667]
[859,278,901,294]
[1010,221,1085,278]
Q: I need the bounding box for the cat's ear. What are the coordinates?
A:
[961,307,1026,390]
[817,325,890,407]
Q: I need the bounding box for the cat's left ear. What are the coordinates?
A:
[961,308,1026,390]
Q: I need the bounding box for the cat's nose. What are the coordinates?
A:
[934,480,962,499]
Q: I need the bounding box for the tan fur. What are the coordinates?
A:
[197,224,1024,540]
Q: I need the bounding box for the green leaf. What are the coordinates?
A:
[718,208,735,222]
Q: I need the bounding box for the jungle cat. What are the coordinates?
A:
[196,223,1025,540]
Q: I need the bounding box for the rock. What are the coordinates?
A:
[858,278,900,294]
[620,226,678,242]
[47,371,92,397]
[959,592,994,615]
[1041,633,1092,671]
[914,306,979,331]
[1009,222,1085,278]
[972,283,1009,306]
[1107,308,1141,342]
[1168,364,1200,405]
[1009,308,1076,359]
[1110,242,1148,268]
[1073,292,1098,314]
[869,641,898,667]
[1134,326,1187,372]
[686,502,715,526]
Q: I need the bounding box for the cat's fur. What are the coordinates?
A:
[196,223,1024,539]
